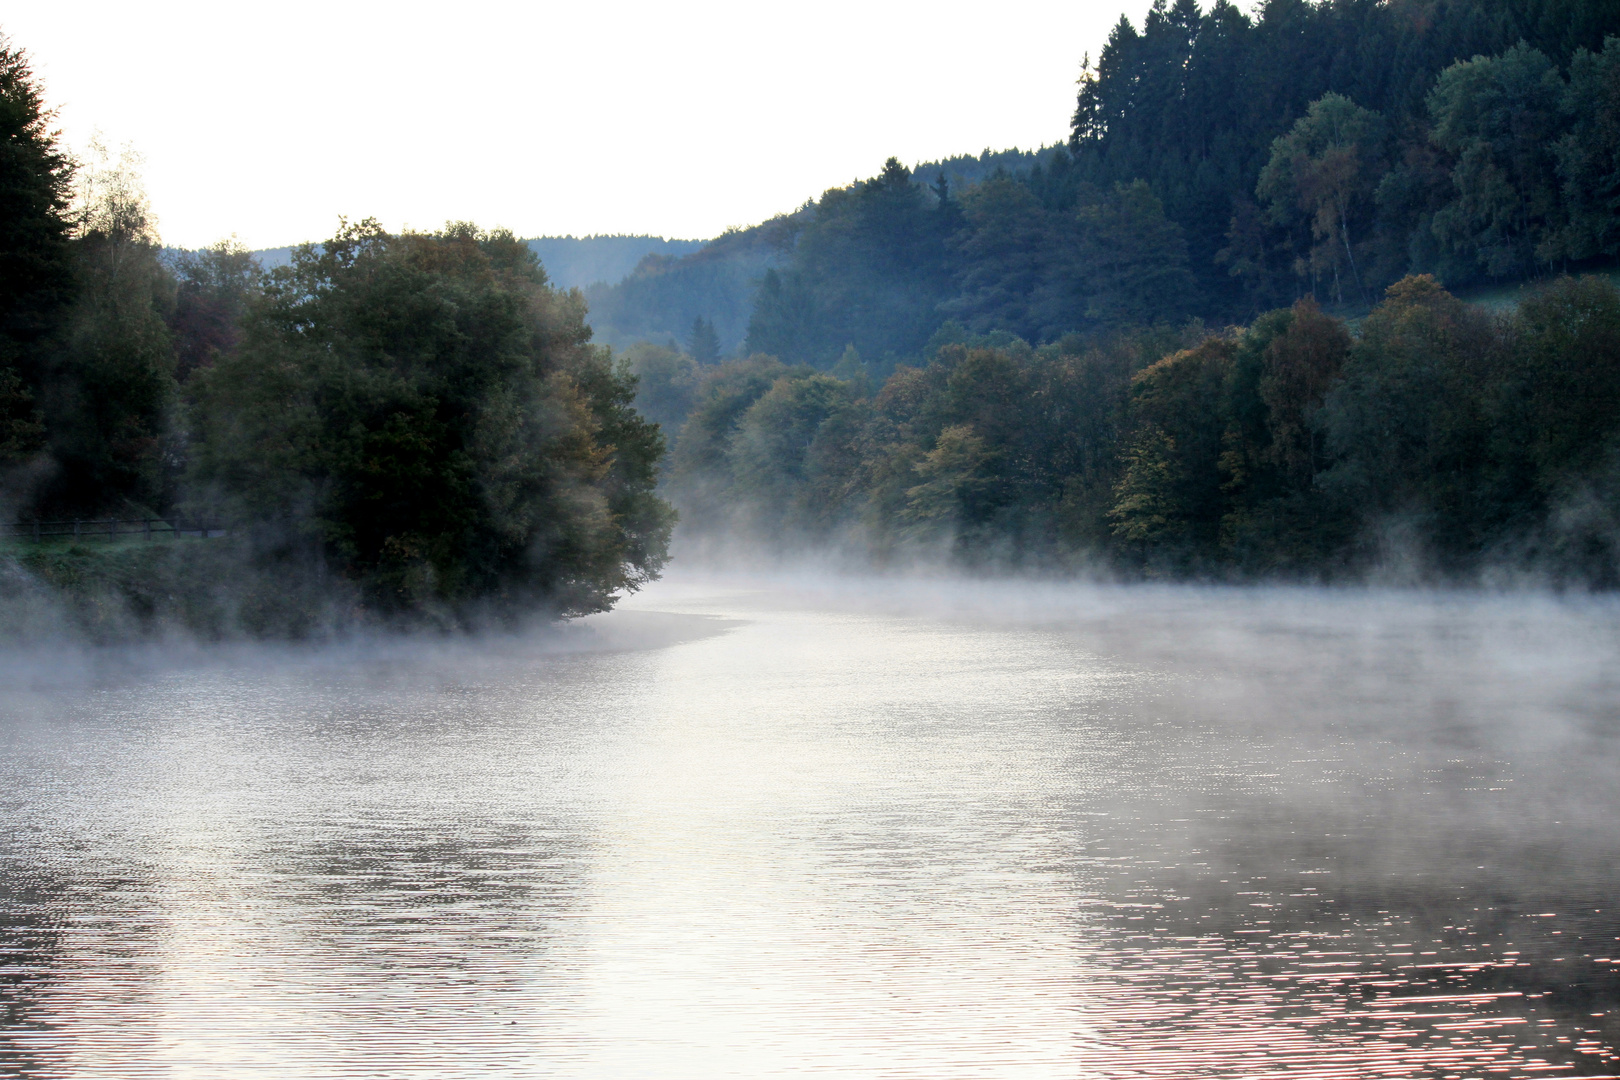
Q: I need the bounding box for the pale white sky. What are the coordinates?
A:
[6,1,1148,250]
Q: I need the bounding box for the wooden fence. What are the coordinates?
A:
[1,519,231,542]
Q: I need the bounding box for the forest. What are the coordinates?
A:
[5,0,1620,639]
[625,0,1620,582]
[658,276,1620,581]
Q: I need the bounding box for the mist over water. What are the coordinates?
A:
[1,573,1617,1078]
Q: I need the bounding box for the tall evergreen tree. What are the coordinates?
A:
[0,35,72,476]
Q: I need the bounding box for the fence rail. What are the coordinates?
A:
[1,519,231,542]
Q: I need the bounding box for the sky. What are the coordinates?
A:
[6,0,1148,250]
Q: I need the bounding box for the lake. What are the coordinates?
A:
[2,573,1618,1078]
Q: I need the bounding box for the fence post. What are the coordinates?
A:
[145,519,152,540]
[109,519,115,541]
[73,519,79,539]
[33,521,39,541]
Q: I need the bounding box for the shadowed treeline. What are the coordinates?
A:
[655,274,1620,582]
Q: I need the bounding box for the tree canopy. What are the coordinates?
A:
[187,221,672,619]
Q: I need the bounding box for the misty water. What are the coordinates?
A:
[2,574,1619,1078]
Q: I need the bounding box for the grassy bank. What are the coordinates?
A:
[1,537,360,644]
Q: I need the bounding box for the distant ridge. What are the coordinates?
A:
[199,147,1062,348]
[524,235,705,291]
[581,146,1067,353]
[226,235,707,292]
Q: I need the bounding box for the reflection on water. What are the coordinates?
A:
[1,575,1617,1077]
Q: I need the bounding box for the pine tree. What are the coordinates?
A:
[0,35,73,477]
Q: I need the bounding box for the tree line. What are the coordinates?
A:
[608,0,1620,580]
[659,273,1620,581]
[0,37,671,624]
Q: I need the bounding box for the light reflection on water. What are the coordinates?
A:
[1,575,1618,1077]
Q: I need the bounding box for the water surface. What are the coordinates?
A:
[2,575,1618,1077]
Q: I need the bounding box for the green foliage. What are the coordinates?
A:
[664,272,1620,583]
[7,11,1620,596]
[1258,298,1350,491]
[39,140,176,516]
[1317,276,1501,558]
[830,344,870,395]
[1257,94,1385,304]
[670,330,1196,561]
[1498,274,1620,489]
[1553,37,1620,261]
[169,238,260,379]
[943,177,1195,342]
[948,177,1071,341]
[1110,427,1184,544]
[585,218,793,354]
[665,354,790,527]
[746,158,956,368]
[905,424,995,532]
[1428,45,1566,278]
[1110,338,1235,554]
[0,36,72,360]
[590,2,1620,385]
[5,538,360,642]
[728,373,861,531]
[0,363,42,468]
[0,27,683,628]
[188,220,672,619]
[0,35,70,491]
[621,340,699,446]
[1074,181,1196,325]
[687,315,720,364]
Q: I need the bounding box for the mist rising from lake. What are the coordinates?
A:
[2,573,1616,1077]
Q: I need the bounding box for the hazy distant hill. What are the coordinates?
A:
[525,235,705,290]
[241,235,705,292]
[585,217,800,354]
[583,147,1062,354]
[221,149,1059,355]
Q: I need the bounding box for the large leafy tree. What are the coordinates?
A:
[1317,275,1499,557]
[1110,336,1234,551]
[169,238,261,380]
[41,140,177,515]
[1257,93,1385,305]
[727,372,861,531]
[1257,297,1350,491]
[1552,36,1620,261]
[189,220,672,619]
[1428,45,1566,278]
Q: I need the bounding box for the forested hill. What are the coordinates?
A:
[600,0,1620,371]
[582,148,1065,354]
[623,0,1620,585]
[1064,0,1620,315]
[525,235,705,291]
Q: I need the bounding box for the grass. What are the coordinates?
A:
[1,537,359,643]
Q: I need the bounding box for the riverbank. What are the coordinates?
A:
[0,538,359,643]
